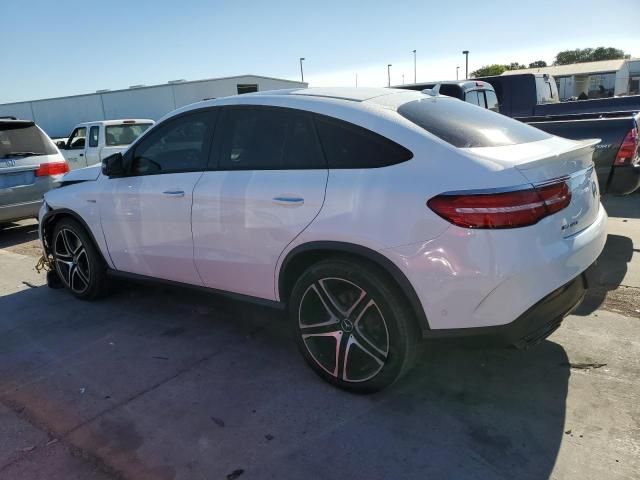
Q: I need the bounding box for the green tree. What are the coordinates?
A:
[554,47,626,65]
[507,62,527,70]
[529,60,547,68]
[470,64,507,77]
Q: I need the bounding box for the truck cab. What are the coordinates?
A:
[395,80,500,112]
[58,119,154,170]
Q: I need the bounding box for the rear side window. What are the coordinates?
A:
[106,123,153,146]
[465,91,481,106]
[89,126,99,147]
[130,111,215,176]
[397,97,550,148]
[216,107,325,170]
[0,123,57,157]
[314,115,412,168]
[485,90,500,112]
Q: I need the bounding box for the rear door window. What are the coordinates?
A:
[88,126,99,147]
[397,97,551,148]
[314,114,412,168]
[215,107,325,170]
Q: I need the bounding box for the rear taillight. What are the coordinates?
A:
[614,127,638,166]
[427,180,571,229]
[35,161,70,177]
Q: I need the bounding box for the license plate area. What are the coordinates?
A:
[0,171,36,189]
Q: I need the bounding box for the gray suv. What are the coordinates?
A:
[0,118,68,224]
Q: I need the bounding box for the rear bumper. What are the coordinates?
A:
[607,164,640,195]
[422,271,589,347]
[0,199,42,223]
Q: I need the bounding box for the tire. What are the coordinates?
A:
[51,217,107,300]
[289,258,420,393]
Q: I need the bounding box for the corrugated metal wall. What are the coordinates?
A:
[0,76,305,138]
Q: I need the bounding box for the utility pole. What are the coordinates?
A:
[462,50,469,79]
[299,57,305,83]
[387,64,392,87]
[412,49,417,83]
[402,74,405,85]
[456,66,460,80]
[355,73,358,87]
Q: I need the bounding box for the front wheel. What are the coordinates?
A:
[289,258,420,393]
[51,218,107,300]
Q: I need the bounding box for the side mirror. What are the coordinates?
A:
[56,141,66,149]
[102,152,125,177]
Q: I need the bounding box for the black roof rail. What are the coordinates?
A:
[0,116,18,120]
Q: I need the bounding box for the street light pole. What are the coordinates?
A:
[456,66,460,80]
[299,57,305,83]
[412,49,416,83]
[462,50,469,79]
[387,64,392,87]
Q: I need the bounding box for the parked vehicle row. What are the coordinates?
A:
[398,74,640,195]
[39,87,606,392]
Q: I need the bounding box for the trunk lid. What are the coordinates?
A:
[465,137,601,237]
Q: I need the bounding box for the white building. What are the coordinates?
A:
[0,75,306,138]
[503,59,640,100]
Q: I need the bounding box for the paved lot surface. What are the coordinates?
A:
[0,194,639,480]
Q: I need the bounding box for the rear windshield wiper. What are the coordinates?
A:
[0,152,45,158]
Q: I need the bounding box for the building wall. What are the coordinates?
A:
[0,76,305,138]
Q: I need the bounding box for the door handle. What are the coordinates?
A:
[79,153,84,157]
[273,196,304,206]
[163,190,185,197]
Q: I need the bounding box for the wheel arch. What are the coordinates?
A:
[278,241,430,333]
[41,208,110,267]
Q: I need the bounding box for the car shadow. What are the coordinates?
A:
[0,281,570,480]
[0,220,39,249]
[574,233,633,315]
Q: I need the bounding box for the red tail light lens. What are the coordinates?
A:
[427,180,571,229]
[35,161,70,177]
[614,127,638,166]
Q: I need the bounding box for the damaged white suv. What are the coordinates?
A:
[39,88,606,392]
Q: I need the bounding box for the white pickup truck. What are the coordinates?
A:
[56,119,154,170]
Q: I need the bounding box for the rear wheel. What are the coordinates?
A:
[51,218,107,300]
[289,258,420,393]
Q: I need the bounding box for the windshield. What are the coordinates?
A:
[0,123,57,157]
[397,96,551,148]
[105,123,153,146]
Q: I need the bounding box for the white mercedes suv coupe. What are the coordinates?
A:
[39,87,607,392]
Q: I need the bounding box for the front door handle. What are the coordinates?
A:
[273,196,304,206]
[163,190,185,197]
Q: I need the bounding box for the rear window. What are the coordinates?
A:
[314,115,413,168]
[397,97,550,148]
[105,123,153,146]
[0,123,57,157]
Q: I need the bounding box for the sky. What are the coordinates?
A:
[1,0,638,103]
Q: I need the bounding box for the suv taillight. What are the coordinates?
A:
[614,127,638,166]
[427,180,571,229]
[35,161,69,177]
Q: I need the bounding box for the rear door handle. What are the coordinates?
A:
[163,190,185,197]
[273,196,304,206]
